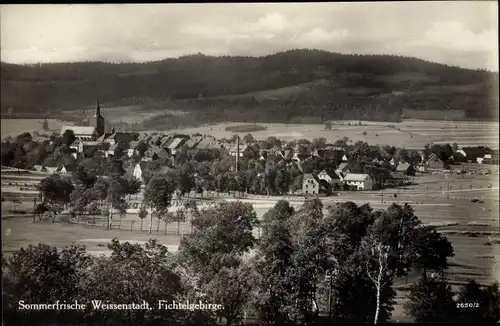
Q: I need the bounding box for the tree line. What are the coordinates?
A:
[3,199,499,325]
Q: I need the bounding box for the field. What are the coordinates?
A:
[0,118,73,139]
[3,117,499,150]
[170,119,500,149]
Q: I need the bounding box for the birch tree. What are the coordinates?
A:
[364,239,392,324]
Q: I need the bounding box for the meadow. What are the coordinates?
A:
[170,119,500,149]
[0,119,73,139]
[3,117,498,150]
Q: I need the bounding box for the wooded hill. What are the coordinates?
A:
[1,49,498,123]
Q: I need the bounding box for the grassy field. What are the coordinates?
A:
[0,118,73,139]
[169,119,499,149]
[3,118,498,150]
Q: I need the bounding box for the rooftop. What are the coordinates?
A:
[344,173,369,182]
[60,126,95,135]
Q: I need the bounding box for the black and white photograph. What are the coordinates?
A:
[1,2,499,325]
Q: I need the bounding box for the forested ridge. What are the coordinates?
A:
[2,49,498,123]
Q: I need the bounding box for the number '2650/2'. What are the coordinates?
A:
[456,302,479,308]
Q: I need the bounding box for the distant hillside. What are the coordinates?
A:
[1,49,498,124]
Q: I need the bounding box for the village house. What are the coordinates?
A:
[229,144,255,158]
[427,153,446,169]
[143,146,169,161]
[126,141,142,157]
[104,131,138,146]
[343,173,374,190]
[165,136,189,156]
[32,165,47,172]
[104,143,118,158]
[192,135,220,151]
[317,169,342,190]
[387,171,406,187]
[302,173,320,195]
[395,162,416,176]
[335,162,350,177]
[291,152,310,163]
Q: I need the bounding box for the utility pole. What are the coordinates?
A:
[447,181,450,199]
[235,135,240,172]
[33,198,36,223]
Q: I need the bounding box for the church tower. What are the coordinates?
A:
[91,96,105,137]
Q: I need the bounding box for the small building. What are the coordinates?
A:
[60,126,98,141]
[104,143,118,158]
[127,141,142,157]
[317,169,342,189]
[427,153,446,169]
[166,136,188,156]
[302,173,320,195]
[229,144,255,158]
[415,162,428,173]
[395,162,416,176]
[104,132,138,146]
[335,162,350,177]
[291,152,310,163]
[387,171,406,187]
[32,165,47,172]
[143,146,169,161]
[343,173,374,190]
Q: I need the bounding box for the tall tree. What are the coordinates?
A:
[42,119,49,131]
[456,280,500,322]
[143,176,175,234]
[3,244,92,325]
[404,277,457,323]
[61,129,76,147]
[254,200,296,324]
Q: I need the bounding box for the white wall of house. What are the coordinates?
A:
[345,177,373,190]
[303,179,319,195]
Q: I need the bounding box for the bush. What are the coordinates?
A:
[404,278,457,323]
[225,124,268,133]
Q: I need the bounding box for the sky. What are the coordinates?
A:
[1,2,498,71]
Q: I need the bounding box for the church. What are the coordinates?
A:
[60,98,106,141]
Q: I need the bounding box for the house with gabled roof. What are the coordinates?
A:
[302,173,320,195]
[395,162,415,176]
[343,173,374,190]
[143,146,169,161]
[229,144,256,158]
[335,162,350,177]
[317,169,342,189]
[127,141,143,157]
[427,153,446,169]
[167,136,189,155]
[32,165,47,172]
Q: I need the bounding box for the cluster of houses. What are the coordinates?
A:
[301,160,417,195]
[26,100,498,197]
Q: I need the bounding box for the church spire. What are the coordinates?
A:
[94,96,101,117]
